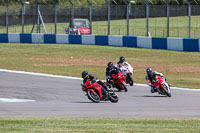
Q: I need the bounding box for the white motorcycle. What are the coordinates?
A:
[120,63,134,86]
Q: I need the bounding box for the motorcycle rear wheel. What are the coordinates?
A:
[87,90,100,103]
[108,90,119,103]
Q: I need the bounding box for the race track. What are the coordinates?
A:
[0,70,200,118]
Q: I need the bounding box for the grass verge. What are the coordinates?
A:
[0,118,200,133]
[0,43,200,89]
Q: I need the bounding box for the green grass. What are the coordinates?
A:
[1,16,200,38]
[0,43,200,89]
[0,118,200,133]
[94,16,200,38]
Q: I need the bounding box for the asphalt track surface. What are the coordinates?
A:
[0,71,200,118]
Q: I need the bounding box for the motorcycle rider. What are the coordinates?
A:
[106,62,120,86]
[117,56,130,69]
[145,67,166,93]
[81,71,110,97]
[117,56,134,82]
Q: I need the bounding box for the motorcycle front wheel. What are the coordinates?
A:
[127,73,134,86]
[87,90,100,103]
[120,82,128,92]
[162,85,171,97]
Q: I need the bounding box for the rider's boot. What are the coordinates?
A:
[150,86,157,93]
[151,88,155,93]
[102,83,111,92]
[101,87,108,100]
[98,80,111,90]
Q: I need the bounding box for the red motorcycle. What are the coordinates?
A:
[152,75,171,97]
[81,79,118,103]
[111,70,128,92]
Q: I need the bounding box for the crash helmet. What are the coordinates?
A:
[146,67,153,76]
[82,71,89,79]
[107,62,114,69]
[119,56,125,63]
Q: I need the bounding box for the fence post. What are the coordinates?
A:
[162,0,170,37]
[122,0,130,36]
[34,0,40,33]
[143,0,149,37]
[184,0,191,38]
[178,29,180,38]
[51,0,57,34]
[163,29,165,37]
[55,4,57,34]
[68,0,74,29]
[2,0,8,33]
[104,0,110,35]
[86,0,92,34]
[19,0,25,33]
[119,28,121,35]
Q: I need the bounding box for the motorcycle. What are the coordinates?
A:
[81,79,119,103]
[152,75,171,97]
[120,64,134,86]
[111,70,128,92]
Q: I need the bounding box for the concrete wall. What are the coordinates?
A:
[0,33,199,52]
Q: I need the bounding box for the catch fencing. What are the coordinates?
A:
[0,3,200,38]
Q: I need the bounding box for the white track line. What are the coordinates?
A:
[0,68,200,91]
[0,98,35,103]
[0,69,82,80]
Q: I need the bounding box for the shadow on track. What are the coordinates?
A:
[73,101,93,103]
[73,101,110,103]
[131,95,168,98]
[143,95,168,97]
[113,90,127,92]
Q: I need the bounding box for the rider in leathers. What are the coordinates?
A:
[117,56,130,69]
[82,71,110,97]
[117,56,133,75]
[106,62,120,86]
[145,67,166,93]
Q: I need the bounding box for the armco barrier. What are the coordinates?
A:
[0,33,200,52]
